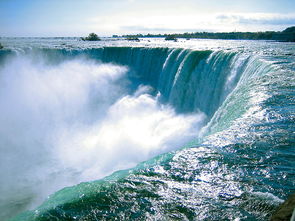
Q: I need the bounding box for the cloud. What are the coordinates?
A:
[216,13,295,26]
[88,14,216,34]
[87,12,295,35]
[120,25,207,33]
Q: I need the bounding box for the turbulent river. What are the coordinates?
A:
[0,38,294,220]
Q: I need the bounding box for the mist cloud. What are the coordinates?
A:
[0,53,205,219]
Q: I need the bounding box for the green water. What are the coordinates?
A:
[0,38,294,220]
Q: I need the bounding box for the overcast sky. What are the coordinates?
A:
[0,0,295,37]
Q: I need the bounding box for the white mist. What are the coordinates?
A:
[0,54,205,219]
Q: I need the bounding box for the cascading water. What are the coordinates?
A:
[0,39,294,221]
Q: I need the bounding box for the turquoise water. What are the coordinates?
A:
[0,38,294,220]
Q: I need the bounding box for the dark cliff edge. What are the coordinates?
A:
[271,193,295,221]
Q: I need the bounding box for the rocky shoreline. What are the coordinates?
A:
[271,193,295,221]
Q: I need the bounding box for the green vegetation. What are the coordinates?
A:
[81,33,101,41]
[121,26,295,42]
[165,35,177,41]
[0,43,3,49]
[126,36,140,42]
[283,26,295,33]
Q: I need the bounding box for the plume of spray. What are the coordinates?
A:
[0,53,205,219]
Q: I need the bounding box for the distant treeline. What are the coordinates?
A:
[120,26,295,42]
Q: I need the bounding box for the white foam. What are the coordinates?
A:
[0,54,205,216]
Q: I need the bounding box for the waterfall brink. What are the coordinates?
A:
[1,45,293,221]
[23,47,254,119]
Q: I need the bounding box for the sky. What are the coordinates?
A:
[0,0,295,37]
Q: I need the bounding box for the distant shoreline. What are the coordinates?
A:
[1,26,294,42]
[120,26,295,42]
